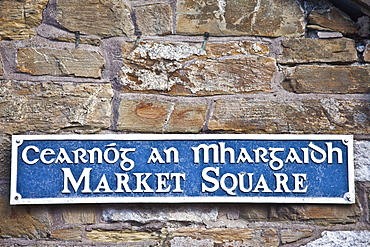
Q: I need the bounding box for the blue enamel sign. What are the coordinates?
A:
[10,134,354,204]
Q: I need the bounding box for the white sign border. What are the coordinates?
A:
[10,134,355,205]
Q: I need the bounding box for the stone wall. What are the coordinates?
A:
[0,0,370,246]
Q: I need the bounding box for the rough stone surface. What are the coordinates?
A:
[86,229,161,243]
[239,205,269,220]
[280,229,313,244]
[165,102,208,133]
[0,56,3,75]
[0,196,51,239]
[56,0,134,37]
[0,0,48,40]
[308,7,357,35]
[134,3,173,36]
[170,227,279,246]
[355,141,370,181]
[303,231,370,247]
[270,204,360,224]
[62,205,96,224]
[0,81,113,134]
[121,41,275,96]
[116,99,172,132]
[117,99,208,133]
[176,0,305,37]
[208,99,370,134]
[284,65,370,94]
[278,38,357,64]
[50,228,82,241]
[363,43,370,62]
[0,135,11,179]
[103,206,218,224]
[17,48,105,78]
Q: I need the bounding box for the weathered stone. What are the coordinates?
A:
[170,227,279,246]
[0,55,3,75]
[0,195,51,239]
[169,237,214,247]
[284,65,370,94]
[176,0,305,37]
[278,38,357,64]
[281,229,313,244]
[303,231,370,247]
[270,204,360,224]
[363,43,370,62]
[121,41,275,96]
[102,206,218,224]
[117,99,208,133]
[117,99,172,132]
[354,141,370,181]
[308,7,357,35]
[86,229,161,243]
[50,227,82,241]
[56,0,134,37]
[0,81,113,134]
[52,37,101,46]
[165,102,207,133]
[0,135,11,179]
[239,205,269,220]
[134,3,173,36]
[62,205,96,224]
[208,99,370,134]
[17,48,104,78]
[0,0,48,40]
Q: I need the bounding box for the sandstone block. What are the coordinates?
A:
[117,99,208,133]
[363,43,370,62]
[17,48,104,79]
[50,227,82,241]
[176,0,305,37]
[284,65,370,94]
[0,0,48,40]
[208,98,370,134]
[86,229,161,243]
[0,135,11,179]
[170,227,279,246]
[281,229,313,244]
[270,204,360,224]
[278,38,357,64]
[121,41,275,96]
[117,99,172,132]
[62,205,95,224]
[0,195,51,239]
[0,81,113,134]
[308,7,357,35]
[134,3,173,36]
[165,103,207,133]
[56,0,134,37]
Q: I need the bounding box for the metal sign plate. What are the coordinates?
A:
[10,134,354,205]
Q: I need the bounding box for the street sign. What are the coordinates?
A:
[10,134,354,204]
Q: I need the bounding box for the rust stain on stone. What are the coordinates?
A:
[135,102,168,119]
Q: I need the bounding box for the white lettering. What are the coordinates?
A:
[201,167,220,192]
[61,168,92,193]
[22,145,39,165]
[40,148,55,164]
[93,174,113,193]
